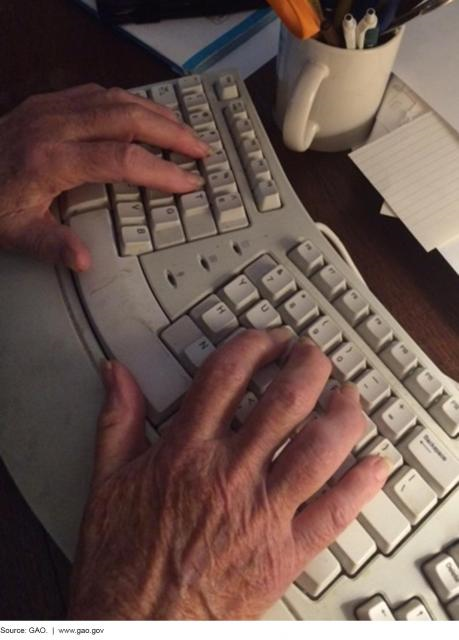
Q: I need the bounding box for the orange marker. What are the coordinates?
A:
[267,0,322,39]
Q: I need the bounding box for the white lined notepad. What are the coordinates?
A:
[350,112,459,251]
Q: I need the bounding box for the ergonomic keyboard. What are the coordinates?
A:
[7,70,459,620]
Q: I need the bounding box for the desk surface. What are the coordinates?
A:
[0,0,458,621]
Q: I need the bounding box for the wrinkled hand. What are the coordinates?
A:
[69,329,389,620]
[0,84,209,271]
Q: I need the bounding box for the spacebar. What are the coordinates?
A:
[70,210,191,423]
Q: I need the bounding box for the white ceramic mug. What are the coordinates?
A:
[275,25,404,152]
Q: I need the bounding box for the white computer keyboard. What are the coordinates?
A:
[59,71,459,621]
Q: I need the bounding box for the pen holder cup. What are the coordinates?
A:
[275,25,404,152]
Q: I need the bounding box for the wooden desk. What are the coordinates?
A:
[0,0,457,621]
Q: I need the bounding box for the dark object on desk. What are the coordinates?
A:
[96,0,268,24]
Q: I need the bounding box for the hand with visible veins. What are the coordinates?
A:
[0,84,210,271]
[69,329,389,620]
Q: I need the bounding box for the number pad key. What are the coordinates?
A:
[305,316,343,353]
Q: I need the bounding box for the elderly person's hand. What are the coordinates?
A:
[0,84,209,271]
[69,329,389,620]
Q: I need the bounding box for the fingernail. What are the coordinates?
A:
[186,172,206,188]
[192,139,212,155]
[374,456,393,481]
[100,360,113,387]
[269,326,296,342]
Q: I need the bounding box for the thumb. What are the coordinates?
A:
[93,361,149,486]
[5,214,91,272]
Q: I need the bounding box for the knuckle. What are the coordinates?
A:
[200,353,247,390]
[268,380,308,416]
[23,140,53,175]
[105,86,129,103]
[329,502,352,533]
[99,408,122,432]
[115,143,139,172]
[123,102,145,123]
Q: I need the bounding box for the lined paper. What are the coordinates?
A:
[350,112,459,251]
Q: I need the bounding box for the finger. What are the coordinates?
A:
[57,141,205,193]
[238,338,331,467]
[173,328,294,441]
[267,384,366,515]
[292,456,390,561]
[2,214,91,272]
[93,361,149,486]
[21,83,104,110]
[53,103,211,157]
[79,86,179,123]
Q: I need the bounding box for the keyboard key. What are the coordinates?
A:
[254,179,281,211]
[234,391,258,426]
[310,264,347,301]
[330,342,366,382]
[330,520,377,575]
[385,466,437,525]
[329,454,356,484]
[199,301,239,343]
[289,240,324,277]
[250,363,280,395]
[182,92,208,115]
[358,491,411,554]
[334,288,370,326]
[219,275,259,314]
[149,83,178,107]
[356,595,395,620]
[395,598,432,620]
[224,99,247,121]
[202,149,230,175]
[244,254,278,283]
[405,366,443,408]
[189,110,215,132]
[119,225,153,256]
[380,340,418,379]
[178,191,217,240]
[207,169,238,197]
[359,437,403,475]
[115,201,146,226]
[247,158,271,187]
[448,597,459,620]
[149,205,185,249]
[212,193,248,232]
[355,369,391,413]
[110,183,141,202]
[169,152,197,171]
[318,379,340,411]
[144,188,174,208]
[231,118,256,146]
[239,137,264,165]
[279,290,319,331]
[196,129,223,152]
[372,397,417,442]
[177,74,202,96]
[305,316,343,353]
[429,395,459,437]
[295,549,341,598]
[356,314,393,352]
[61,183,109,219]
[161,316,204,364]
[241,300,282,330]
[259,265,297,305]
[183,336,215,373]
[353,415,378,453]
[398,426,459,497]
[423,552,459,603]
[215,73,239,100]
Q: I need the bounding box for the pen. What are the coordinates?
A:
[350,0,379,20]
[333,0,354,28]
[342,13,357,48]
[267,0,322,39]
[356,8,378,48]
[376,0,401,32]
